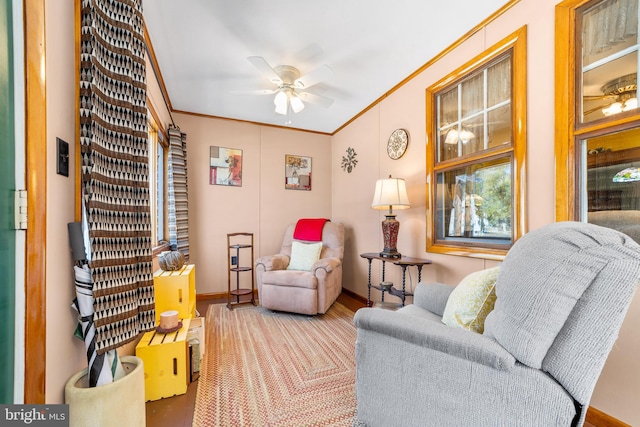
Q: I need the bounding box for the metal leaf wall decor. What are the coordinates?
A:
[341,147,358,173]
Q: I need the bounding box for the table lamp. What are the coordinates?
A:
[371,175,410,258]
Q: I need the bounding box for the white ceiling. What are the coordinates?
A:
[143,0,510,134]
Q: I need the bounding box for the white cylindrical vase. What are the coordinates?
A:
[64,355,145,427]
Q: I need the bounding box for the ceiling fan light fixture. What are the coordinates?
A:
[274,90,287,106]
[246,57,334,118]
[597,73,638,116]
[275,102,288,115]
[290,94,305,113]
[623,97,638,111]
[602,101,623,116]
[274,90,288,115]
[444,128,475,145]
[459,129,475,144]
[601,96,637,115]
[444,129,459,144]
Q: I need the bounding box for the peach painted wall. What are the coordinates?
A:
[331,0,639,424]
[44,0,87,403]
[173,113,332,296]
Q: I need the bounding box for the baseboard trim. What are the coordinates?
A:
[586,406,630,427]
[196,290,259,300]
[196,291,226,300]
[341,288,367,305]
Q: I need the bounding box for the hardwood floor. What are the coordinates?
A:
[144,294,598,427]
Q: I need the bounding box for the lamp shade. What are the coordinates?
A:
[371,177,410,210]
[613,167,640,182]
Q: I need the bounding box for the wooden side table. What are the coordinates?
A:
[360,253,432,308]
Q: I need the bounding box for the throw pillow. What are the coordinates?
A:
[442,266,501,333]
[287,241,323,271]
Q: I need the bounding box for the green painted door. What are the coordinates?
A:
[0,0,16,403]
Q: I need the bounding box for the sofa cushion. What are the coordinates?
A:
[483,221,636,369]
[441,266,500,333]
[287,241,322,271]
[262,270,317,289]
[398,304,445,323]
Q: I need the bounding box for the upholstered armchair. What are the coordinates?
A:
[255,221,344,315]
[354,222,640,426]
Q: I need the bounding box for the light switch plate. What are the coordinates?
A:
[57,137,69,177]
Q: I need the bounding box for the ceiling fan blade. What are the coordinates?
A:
[231,88,277,95]
[298,91,334,108]
[584,103,609,116]
[294,64,333,89]
[247,56,282,85]
[583,94,617,101]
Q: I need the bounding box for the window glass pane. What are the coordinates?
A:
[440,127,458,162]
[460,116,484,156]
[581,127,640,242]
[147,124,156,246]
[487,105,512,148]
[583,53,638,121]
[461,73,483,118]
[580,0,639,123]
[582,0,638,68]
[157,141,164,242]
[487,58,511,106]
[439,87,458,125]
[435,159,512,244]
[437,56,511,162]
[438,87,460,162]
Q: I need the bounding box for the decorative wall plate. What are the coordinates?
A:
[387,128,409,159]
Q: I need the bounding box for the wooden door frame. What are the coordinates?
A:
[24,0,47,403]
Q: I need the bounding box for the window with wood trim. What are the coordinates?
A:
[426,27,527,257]
[556,0,640,241]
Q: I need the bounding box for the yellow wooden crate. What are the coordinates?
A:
[154,264,196,323]
[136,318,191,401]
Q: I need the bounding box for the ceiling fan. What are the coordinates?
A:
[583,73,638,117]
[243,56,334,115]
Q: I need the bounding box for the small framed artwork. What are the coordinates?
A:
[210,146,243,186]
[285,154,312,191]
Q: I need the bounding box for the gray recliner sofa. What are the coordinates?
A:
[354,221,640,426]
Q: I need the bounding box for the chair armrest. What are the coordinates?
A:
[413,282,455,317]
[312,257,341,274]
[353,307,515,371]
[255,254,290,271]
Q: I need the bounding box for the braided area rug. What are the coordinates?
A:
[192,302,357,426]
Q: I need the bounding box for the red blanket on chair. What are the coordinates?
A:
[293,218,330,241]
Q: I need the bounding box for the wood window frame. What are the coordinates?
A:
[426,26,527,258]
[148,103,169,254]
[555,0,640,222]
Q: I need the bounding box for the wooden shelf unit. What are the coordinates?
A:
[227,232,256,309]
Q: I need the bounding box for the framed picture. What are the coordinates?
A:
[285,155,312,191]
[210,146,242,186]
